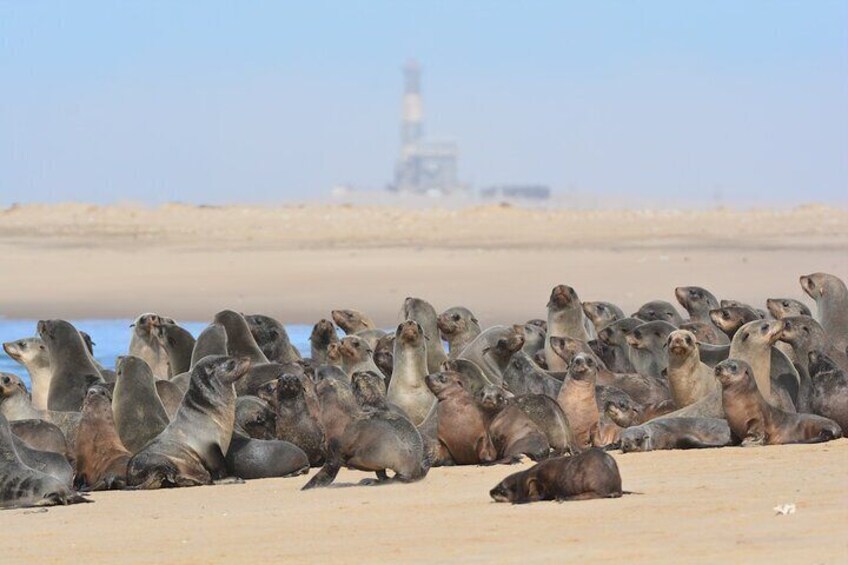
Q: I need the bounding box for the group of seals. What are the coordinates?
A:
[1,271,845,508]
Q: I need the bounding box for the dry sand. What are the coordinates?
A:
[0,203,847,563]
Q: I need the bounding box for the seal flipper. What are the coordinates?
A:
[302,439,343,490]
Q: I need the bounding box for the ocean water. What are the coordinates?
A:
[0,319,317,388]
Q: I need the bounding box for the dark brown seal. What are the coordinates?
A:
[619,417,732,452]
[477,385,550,461]
[74,385,131,491]
[490,448,623,503]
[715,359,842,446]
[273,374,326,466]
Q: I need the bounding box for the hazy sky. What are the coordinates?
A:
[1,1,846,205]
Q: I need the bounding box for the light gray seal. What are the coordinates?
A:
[2,337,52,410]
[112,355,170,454]
[437,306,481,358]
[632,300,683,326]
[545,284,595,371]
[38,319,104,412]
[620,418,732,452]
[403,296,448,373]
[387,321,435,425]
[800,272,848,353]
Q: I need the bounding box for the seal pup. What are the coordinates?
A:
[190,324,228,368]
[387,321,435,426]
[372,334,394,382]
[545,284,595,371]
[74,385,131,491]
[666,330,720,408]
[309,319,339,365]
[213,310,270,365]
[38,319,103,412]
[518,323,547,357]
[425,371,497,465]
[437,307,482,359]
[501,351,560,398]
[674,286,720,323]
[767,298,812,320]
[625,320,677,380]
[709,306,761,340]
[603,397,676,427]
[273,375,326,466]
[0,373,81,454]
[596,318,641,373]
[129,313,174,379]
[779,316,848,377]
[477,385,550,461]
[806,351,848,430]
[351,370,407,418]
[337,336,381,377]
[620,418,732,452]
[2,337,52,410]
[556,354,601,450]
[126,356,250,489]
[331,309,376,335]
[245,314,301,364]
[800,272,848,352]
[511,394,577,454]
[0,414,89,509]
[112,356,171,454]
[632,300,683,326]
[730,320,797,410]
[314,378,360,444]
[403,297,448,373]
[155,323,195,378]
[582,301,625,333]
[490,448,622,504]
[715,359,841,446]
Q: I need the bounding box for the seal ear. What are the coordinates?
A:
[740,331,749,342]
[525,476,543,501]
[471,317,479,325]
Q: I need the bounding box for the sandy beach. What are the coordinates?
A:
[1,203,847,563]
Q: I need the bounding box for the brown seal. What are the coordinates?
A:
[425,371,497,465]
[477,385,550,461]
[766,298,812,320]
[273,374,326,466]
[112,356,170,454]
[213,310,270,365]
[709,306,761,340]
[309,319,339,365]
[679,321,729,345]
[190,323,228,368]
[729,320,797,410]
[674,286,720,323]
[331,309,376,335]
[126,356,250,489]
[556,354,600,450]
[0,414,89,509]
[666,330,720,408]
[582,301,625,333]
[437,306,482,358]
[337,335,381,377]
[632,300,683,326]
[800,272,848,352]
[545,284,595,371]
[245,314,301,364]
[715,359,841,446]
[74,385,131,491]
[490,448,623,503]
[619,417,732,452]
[129,313,174,379]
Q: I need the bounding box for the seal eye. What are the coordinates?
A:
[452,314,460,321]
[782,301,789,307]
[597,304,605,311]
[760,323,769,332]
[685,336,693,345]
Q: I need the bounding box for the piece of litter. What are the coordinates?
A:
[774,503,796,515]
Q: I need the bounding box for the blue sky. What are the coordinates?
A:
[1,1,846,205]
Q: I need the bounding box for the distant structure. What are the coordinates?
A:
[480,184,551,201]
[390,61,465,195]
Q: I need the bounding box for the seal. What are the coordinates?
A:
[582,301,625,333]
[351,370,403,416]
[545,284,595,371]
[190,323,228,368]
[674,286,720,323]
[518,323,547,357]
[10,431,73,486]
[337,336,381,378]
[477,385,551,461]
[441,359,495,397]
[225,432,310,480]
[126,355,250,489]
[603,397,676,427]
[403,296,448,373]
[620,418,732,452]
[632,300,683,326]
[779,316,848,378]
[129,313,174,379]
[8,419,70,461]
[501,351,560,398]
[38,319,104,412]
[709,306,761,340]
[805,351,848,430]
[112,356,171,454]
[2,337,52,410]
[213,310,270,365]
[437,306,481,358]
[0,414,89,509]
[386,321,436,426]
[490,448,622,503]
[596,317,642,373]
[245,314,301,364]
[729,320,797,411]
[372,334,394,382]
[331,309,376,335]
[155,323,195,378]
[679,321,729,345]
[766,298,812,320]
[511,394,577,454]
[74,385,131,491]
[273,374,326,466]
[314,377,360,444]
[800,272,848,352]
[302,394,429,489]
[458,325,525,385]
[425,371,497,465]
[155,380,184,419]
[235,395,276,440]
[666,330,720,408]
[556,354,600,450]
[715,359,841,446]
[309,319,339,365]
[625,320,677,380]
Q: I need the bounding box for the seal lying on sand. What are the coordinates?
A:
[490,448,622,504]
[620,418,732,452]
